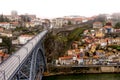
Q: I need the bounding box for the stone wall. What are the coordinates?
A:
[101,67,115,72]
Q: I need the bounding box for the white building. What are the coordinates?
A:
[31,18,42,26]
[18,35,34,44]
[0,22,11,29]
[82,18,88,23]
[93,22,103,28]
[77,58,84,64]
[59,56,73,65]
[0,30,13,37]
[51,18,64,28]
[0,32,12,37]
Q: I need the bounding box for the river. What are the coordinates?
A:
[42,73,120,80]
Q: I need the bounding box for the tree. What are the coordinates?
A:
[0,15,4,22]
[0,14,10,22]
[0,36,13,54]
[4,17,10,22]
[115,22,120,29]
[94,14,106,22]
[68,21,72,25]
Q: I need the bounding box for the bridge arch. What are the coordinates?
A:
[36,48,46,73]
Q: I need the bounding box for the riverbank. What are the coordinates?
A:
[44,71,120,77]
[44,65,120,76]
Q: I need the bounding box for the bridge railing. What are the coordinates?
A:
[0,30,48,80]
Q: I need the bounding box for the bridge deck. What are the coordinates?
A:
[0,30,48,80]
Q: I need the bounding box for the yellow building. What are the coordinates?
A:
[95,31,105,38]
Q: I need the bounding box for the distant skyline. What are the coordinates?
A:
[1,0,120,18]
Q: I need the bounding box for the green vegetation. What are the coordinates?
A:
[94,14,106,23]
[68,28,84,40]
[44,32,57,62]
[44,27,85,63]
[0,36,14,54]
[68,21,72,25]
[0,15,10,22]
[115,22,120,29]
[66,28,85,50]
[108,45,120,51]
[117,46,120,50]
[13,26,40,35]
[55,35,68,43]
[14,27,28,31]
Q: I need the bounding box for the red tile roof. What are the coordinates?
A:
[20,34,33,37]
[59,56,73,60]
[10,22,19,25]
[93,22,102,24]
[0,22,9,24]
[72,18,82,21]
[0,52,9,58]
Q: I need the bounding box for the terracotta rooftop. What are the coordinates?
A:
[59,56,73,60]
[0,52,9,58]
[20,34,34,37]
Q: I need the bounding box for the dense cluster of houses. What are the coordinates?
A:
[0,13,97,59]
[0,11,51,62]
[0,17,50,29]
[56,22,120,66]
[51,16,95,28]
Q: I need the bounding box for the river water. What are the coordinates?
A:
[42,73,120,80]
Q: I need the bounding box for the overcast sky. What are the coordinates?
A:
[0,0,120,18]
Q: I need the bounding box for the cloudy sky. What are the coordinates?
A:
[0,0,120,18]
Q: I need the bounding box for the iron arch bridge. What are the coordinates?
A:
[0,30,48,80]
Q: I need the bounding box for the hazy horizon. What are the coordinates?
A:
[1,0,120,18]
